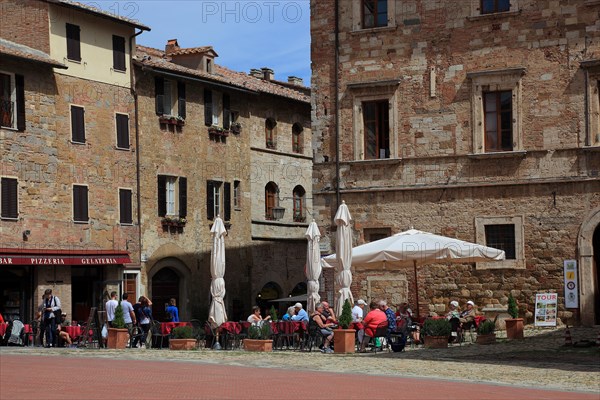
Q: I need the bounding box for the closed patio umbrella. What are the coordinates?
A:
[208,216,227,327]
[305,220,322,313]
[334,201,354,317]
[322,228,505,317]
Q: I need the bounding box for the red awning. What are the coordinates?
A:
[0,248,131,266]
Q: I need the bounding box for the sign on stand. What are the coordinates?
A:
[534,293,558,327]
[563,260,578,308]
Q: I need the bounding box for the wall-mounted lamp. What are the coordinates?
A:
[22,230,31,241]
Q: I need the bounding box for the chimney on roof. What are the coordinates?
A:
[261,67,274,81]
[249,68,263,78]
[287,76,304,86]
[165,39,180,54]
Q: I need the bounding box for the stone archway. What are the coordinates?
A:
[148,257,191,321]
[578,208,600,326]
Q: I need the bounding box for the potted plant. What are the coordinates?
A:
[505,294,524,340]
[231,122,242,134]
[243,323,273,352]
[476,320,496,345]
[423,318,451,349]
[169,326,196,350]
[107,302,129,349]
[269,305,278,322]
[334,299,355,353]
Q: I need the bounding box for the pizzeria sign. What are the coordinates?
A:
[0,255,131,266]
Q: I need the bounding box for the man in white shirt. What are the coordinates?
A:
[352,299,366,322]
[105,291,118,327]
[40,288,61,347]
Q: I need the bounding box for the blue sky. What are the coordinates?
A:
[86,1,311,84]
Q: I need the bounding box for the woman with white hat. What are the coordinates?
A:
[460,300,476,325]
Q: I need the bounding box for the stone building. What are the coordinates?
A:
[311,0,600,325]
[135,41,311,321]
[0,0,148,322]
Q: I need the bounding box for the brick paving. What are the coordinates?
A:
[0,353,598,400]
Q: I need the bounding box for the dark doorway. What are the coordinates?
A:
[593,225,600,324]
[256,281,281,317]
[151,267,179,322]
[0,268,31,322]
[72,266,102,322]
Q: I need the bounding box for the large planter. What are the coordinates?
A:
[334,328,356,353]
[505,318,524,340]
[476,333,496,345]
[243,339,273,352]
[107,328,129,349]
[169,338,197,350]
[424,335,448,349]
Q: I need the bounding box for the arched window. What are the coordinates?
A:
[292,123,303,153]
[293,185,306,222]
[265,118,277,149]
[265,182,278,220]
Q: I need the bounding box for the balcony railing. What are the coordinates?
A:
[0,100,14,128]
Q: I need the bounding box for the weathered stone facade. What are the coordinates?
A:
[311,0,600,324]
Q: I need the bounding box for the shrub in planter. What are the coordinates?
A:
[169,325,196,350]
[506,294,524,340]
[338,299,353,329]
[245,322,273,352]
[423,318,451,349]
[476,320,496,345]
[269,306,278,322]
[171,326,194,339]
[334,300,355,353]
[107,302,128,349]
[507,294,519,319]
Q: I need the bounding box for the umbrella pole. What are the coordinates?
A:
[413,260,419,319]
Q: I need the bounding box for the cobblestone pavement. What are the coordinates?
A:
[1,326,598,397]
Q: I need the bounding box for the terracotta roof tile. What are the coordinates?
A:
[135,45,309,103]
[0,38,67,69]
[168,46,217,57]
[43,0,150,30]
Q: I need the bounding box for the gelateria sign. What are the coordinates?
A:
[0,252,131,266]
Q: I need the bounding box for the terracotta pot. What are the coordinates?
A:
[169,338,197,350]
[424,335,448,349]
[505,318,524,339]
[334,328,356,353]
[243,339,273,352]
[107,328,129,349]
[476,333,496,345]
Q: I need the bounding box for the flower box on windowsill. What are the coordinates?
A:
[293,215,306,223]
[208,126,230,137]
[266,141,276,149]
[231,123,242,134]
[161,217,187,228]
[159,115,185,126]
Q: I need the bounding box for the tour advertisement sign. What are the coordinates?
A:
[563,260,578,308]
[534,293,558,327]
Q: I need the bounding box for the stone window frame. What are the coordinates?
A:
[0,71,17,130]
[475,215,525,270]
[582,60,600,147]
[350,81,399,160]
[352,0,396,32]
[363,227,392,242]
[467,68,526,155]
[468,0,520,19]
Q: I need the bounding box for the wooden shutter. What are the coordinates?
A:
[71,106,85,143]
[206,181,215,220]
[15,74,25,131]
[116,114,129,149]
[66,23,81,61]
[73,185,88,222]
[204,89,212,126]
[112,35,126,71]
[119,189,132,224]
[224,182,231,221]
[1,178,18,219]
[223,94,230,130]
[178,177,187,218]
[177,82,186,119]
[155,77,164,115]
[157,175,166,217]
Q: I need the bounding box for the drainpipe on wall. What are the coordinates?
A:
[584,67,590,147]
[129,29,145,274]
[334,0,341,209]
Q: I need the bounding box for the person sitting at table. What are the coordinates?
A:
[446,300,461,341]
[460,300,476,326]
[247,306,271,325]
[290,303,309,322]
[378,300,396,338]
[396,303,420,344]
[282,306,295,321]
[56,313,74,347]
[322,301,337,323]
[352,299,366,322]
[165,298,179,322]
[311,303,335,353]
[359,301,387,352]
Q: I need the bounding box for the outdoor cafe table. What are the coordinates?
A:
[219,321,242,335]
[62,325,82,338]
[0,323,32,337]
[160,321,192,335]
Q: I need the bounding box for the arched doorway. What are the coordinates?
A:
[290,282,307,297]
[578,208,600,326]
[151,267,179,322]
[256,281,281,316]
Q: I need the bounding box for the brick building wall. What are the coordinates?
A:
[311,0,600,324]
[0,0,50,53]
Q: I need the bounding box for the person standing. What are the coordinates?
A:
[105,291,118,328]
[121,293,136,331]
[165,298,179,322]
[40,289,61,347]
[352,299,367,322]
[132,296,152,348]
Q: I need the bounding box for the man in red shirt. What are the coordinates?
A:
[359,301,388,352]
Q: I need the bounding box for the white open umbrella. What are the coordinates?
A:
[208,216,227,327]
[334,201,354,317]
[305,220,322,314]
[323,228,505,316]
